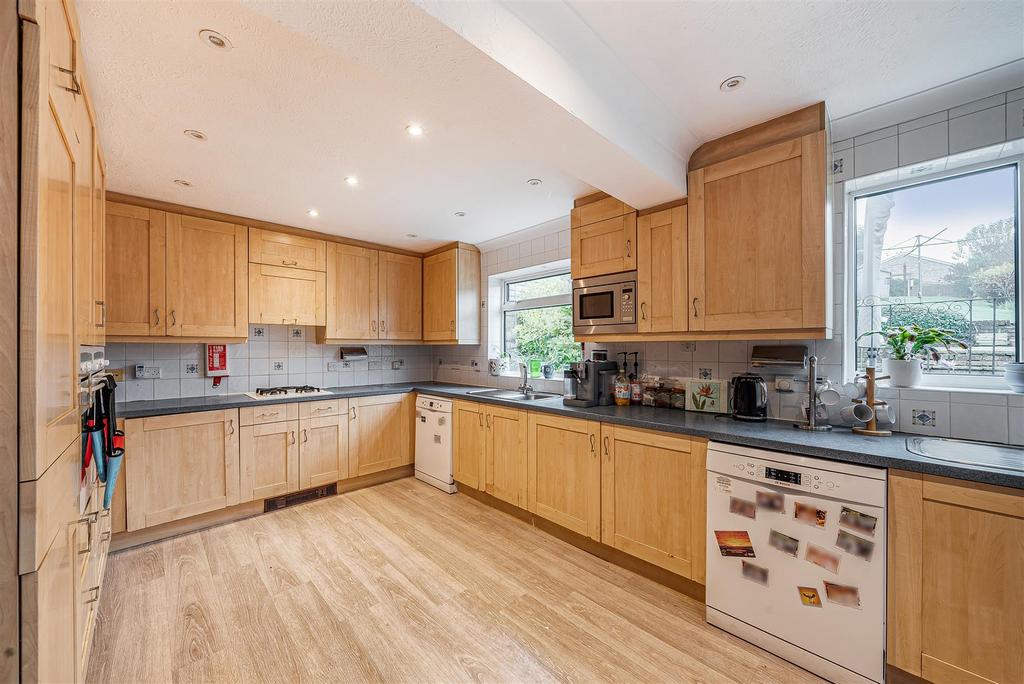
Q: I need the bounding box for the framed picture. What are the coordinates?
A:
[686,378,728,413]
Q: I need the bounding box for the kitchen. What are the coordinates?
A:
[5,1,1024,683]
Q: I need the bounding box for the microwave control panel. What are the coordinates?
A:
[621,287,635,322]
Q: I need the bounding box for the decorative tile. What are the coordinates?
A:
[911,409,936,427]
[698,367,715,380]
[181,361,201,377]
[900,399,950,437]
[831,149,851,182]
[250,325,268,339]
[288,326,305,340]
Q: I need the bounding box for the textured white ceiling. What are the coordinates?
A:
[560,0,1024,143]
[76,0,612,250]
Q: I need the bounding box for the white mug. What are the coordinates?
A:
[874,403,895,426]
[840,403,874,424]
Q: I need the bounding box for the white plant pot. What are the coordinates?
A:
[885,358,922,388]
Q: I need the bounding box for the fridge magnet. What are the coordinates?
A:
[823,581,861,609]
[768,529,799,557]
[756,490,785,513]
[714,475,733,494]
[805,544,841,574]
[839,506,878,536]
[729,497,756,520]
[686,379,728,413]
[797,586,822,607]
[714,530,756,557]
[794,501,827,528]
[741,561,769,586]
[835,530,875,561]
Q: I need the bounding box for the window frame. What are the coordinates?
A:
[500,270,574,374]
[843,154,1024,389]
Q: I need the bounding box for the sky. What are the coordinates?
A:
[857,164,1017,262]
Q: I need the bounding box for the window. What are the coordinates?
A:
[501,272,581,374]
[850,160,1021,383]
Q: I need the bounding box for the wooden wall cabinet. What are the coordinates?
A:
[571,195,637,279]
[249,264,326,326]
[73,93,106,347]
[124,410,241,531]
[637,204,687,334]
[106,203,248,339]
[249,228,326,271]
[348,394,413,477]
[888,471,1024,684]
[423,244,480,344]
[687,130,827,334]
[600,426,706,581]
[324,244,422,342]
[527,413,602,540]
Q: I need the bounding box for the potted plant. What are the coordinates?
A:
[857,324,968,388]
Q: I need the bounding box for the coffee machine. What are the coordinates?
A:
[563,359,618,407]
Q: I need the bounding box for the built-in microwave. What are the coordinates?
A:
[572,271,637,334]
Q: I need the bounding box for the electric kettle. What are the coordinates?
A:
[731,373,768,422]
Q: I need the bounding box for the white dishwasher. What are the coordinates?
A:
[414,395,456,493]
[706,441,886,684]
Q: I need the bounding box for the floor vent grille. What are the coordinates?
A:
[264,483,338,512]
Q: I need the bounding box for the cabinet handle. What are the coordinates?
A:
[589,433,596,453]
[84,586,100,604]
[692,297,699,318]
[289,431,296,445]
[640,302,647,320]
[257,412,279,419]
[380,320,386,334]
[371,320,377,333]
[56,65,81,94]
[169,309,177,326]
[282,259,298,266]
[313,406,330,414]
[450,320,455,331]
[227,419,235,435]
[625,239,631,258]
[478,413,483,427]
[350,406,357,420]
[603,435,610,456]
[485,414,491,429]
[302,428,308,443]
[97,300,106,327]
[154,308,160,326]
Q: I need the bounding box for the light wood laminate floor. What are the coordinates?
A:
[87,478,824,683]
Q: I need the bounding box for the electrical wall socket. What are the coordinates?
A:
[326,361,344,372]
[391,360,404,369]
[134,364,161,379]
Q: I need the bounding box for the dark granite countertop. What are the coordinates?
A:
[119,381,1024,490]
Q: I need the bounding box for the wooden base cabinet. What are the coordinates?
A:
[125,410,240,531]
[600,426,706,581]
[484,406,528,507]
[888,471,1024,684]
[349,394,413,477]
[299,400,350,489]
[239,420,300,502]
[453,401,486,489]
[20,525,74,684]
[527,413,602,540]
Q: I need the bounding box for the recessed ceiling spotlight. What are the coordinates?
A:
[526,178,543,186]
[406,233,418,238]
[344,176,359,187]
[454,211,466,217]
[184,129,207,141]
[406,124,424,137]
[199,29,232,50]
[719,75,746,92]
[307,208,319,217]
[173,179,192,187]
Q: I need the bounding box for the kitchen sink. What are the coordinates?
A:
[466,388,560,402]
[906,437,1024,473]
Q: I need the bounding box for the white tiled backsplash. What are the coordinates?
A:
[108,324,433,402]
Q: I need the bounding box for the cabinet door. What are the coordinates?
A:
[485,406,528,507]
[379,252,422,340]
[92,145,107,343]
[453,401,485,489]
[688,132,825,332]
[240,420,300,501]
[105,202,166,336]
[299,409,349,489]
[600,426,705,579]
[571,213,637,279]
[74,99,96,347]
[165,213,248,338]
[889,471,1024,684]
[249,228,326,271]
[248,264,326,326]
[326,243,378,339]
[125,410,240,530]
[21,524,75,684]
[637,205,687,333]
[527,414,601,539]
[422,249,457,341]
[349,394,412,477]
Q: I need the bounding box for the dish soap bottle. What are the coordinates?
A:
[614,352,631,406]
[629,351,642,405]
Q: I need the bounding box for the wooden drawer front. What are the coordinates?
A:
[249,228,326,271]
[19,438,80,574]
[571,196,634,228]
[240,402,300,426]
[240,420,300,502]
[298,399,344,420]
[571,213,637,279]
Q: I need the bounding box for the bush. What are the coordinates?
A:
[883,305,973,342]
